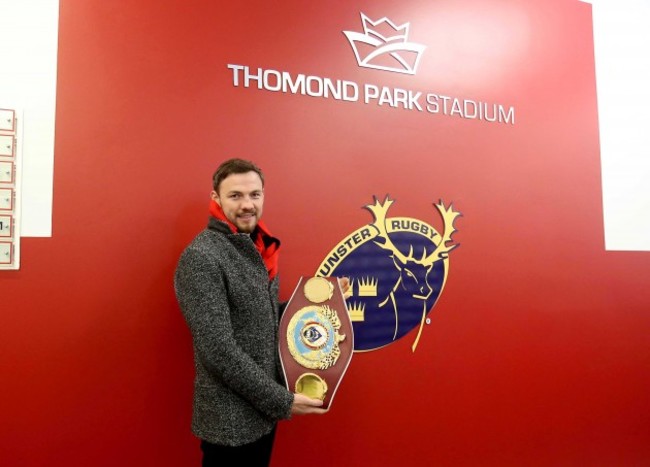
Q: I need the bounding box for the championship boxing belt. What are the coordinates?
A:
[279,276,354,410]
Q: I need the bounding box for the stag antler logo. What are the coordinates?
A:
[343,13,426,75]
[316,195,461,353]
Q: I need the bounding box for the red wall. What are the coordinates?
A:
[1,0,649,465]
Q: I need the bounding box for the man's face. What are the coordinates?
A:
[212,171,264,233]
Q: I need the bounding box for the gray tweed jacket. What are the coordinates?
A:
[174,218,293,446]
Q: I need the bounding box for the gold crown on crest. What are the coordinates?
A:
[357,277,378,297]
[347,302,366,322]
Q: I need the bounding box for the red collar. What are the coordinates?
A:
[209,200,280,279]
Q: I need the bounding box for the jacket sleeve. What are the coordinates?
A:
[174,247,293,421]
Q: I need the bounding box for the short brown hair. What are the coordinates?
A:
[212,158,265,193]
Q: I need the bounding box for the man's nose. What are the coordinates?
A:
[240,196,255,209]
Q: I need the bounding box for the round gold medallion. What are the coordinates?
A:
[295,373,328,401]
[286,305,345,370]
[303,277,334,303]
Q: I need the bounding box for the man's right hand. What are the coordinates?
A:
[291,393,328,415]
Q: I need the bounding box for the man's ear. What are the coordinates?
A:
[210,190,221,206]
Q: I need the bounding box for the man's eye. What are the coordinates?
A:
[229,194,240,199]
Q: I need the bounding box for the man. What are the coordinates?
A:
[175,158,327,466]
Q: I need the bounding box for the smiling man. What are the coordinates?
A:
[174,158,326,466]
[212,169,264,234]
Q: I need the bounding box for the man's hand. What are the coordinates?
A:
[338,276,352,299]
[291,393,328,415]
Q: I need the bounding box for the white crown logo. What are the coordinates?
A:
[343,13,426,75]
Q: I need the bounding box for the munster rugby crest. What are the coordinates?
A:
[316,196,461,352]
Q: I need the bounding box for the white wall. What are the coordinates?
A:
[585,0,650,251]
[0,0,59,237]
